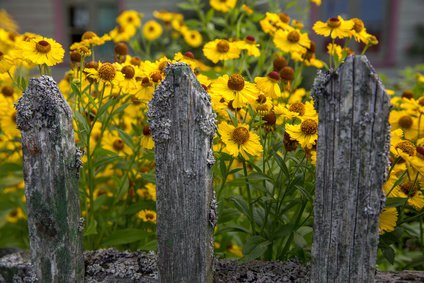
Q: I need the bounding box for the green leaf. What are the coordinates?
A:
[118,129,135,150]
[97,99,115,119]
[205,9,214,22]
[382,246,395,264]
[217,224,250,234]
[84,218,98,236]
[229,195,250,219]
[74,111,90,136]
[385,197,407,207]
[274,153,290,177]
[103,229,147,246]
[177,3,198,11]
[241,236,271,261]
[70,82,81,96]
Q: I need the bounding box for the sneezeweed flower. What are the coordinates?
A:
[0,50,14,73]
[6,207,25,223]
[392,181,424,210]
[21,37,64,66]
[78,31,111,47]
[310,0,321,5]
[141,125,154,149]
[117,10,142,28]
[135,76,155,100]
[350,18,371,43]
[227,244,243,257]
[137,183,156,201]
[285,118,318,149]
[153,10,184,26]
[273,29,311,54]
[142,20,163,41]
[109,24,137,43]
[313,16,354,39]
[241,4,253,15]
[119,64,139,92]
[254,71,281,98]
[202,39,240,64]
[182,30,203,48]
[218,122,262,159]
[137,209,157,223]
[236,36,260,57]
[327,43,344,61]
[379,207,398,234]
[84,62,124,85]
[210,0,237,13]
[210,74,259,108]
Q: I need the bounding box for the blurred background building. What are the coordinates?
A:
[0,0,423,77]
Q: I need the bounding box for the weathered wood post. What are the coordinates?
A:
[311,55,390,282]
[148,63,216,283]
[15,76,84,282]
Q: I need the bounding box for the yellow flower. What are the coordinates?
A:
[327,43,343,60]
[311,0,321,5]
[210,0,237,13]
[273,29,311,54]
[0,10,18,33]
[218,122,262,159]
[143,20,163,41]
[227,244,243,257]
[137,183,156,201]
[254,72,281,99]
[20,37,64,66]
[141,125,154,149]
[203,39,241,64]
[391,181,424,210]
[379,207,398,234]
[6,207,25,223]
[210,74,259,108]
[76,31,111,47]
[313,16,354,39]
[84,62,124,85]
[241,4,253,15]
[285,118,318,149]
[0,50,14,73]
[135,76,155,101]
[137,209,157,223]
[350,18,371,44]
[153,10,184,25]
[260,12,291,35]
[119,64,139,93]
[182,30,203,48]
[236,36,260,57]
[117,10,142,28]
[109,24,137,43]
[102,129,132,156]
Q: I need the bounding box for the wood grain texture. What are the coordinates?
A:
[148,63,216,283]
[310,56,390,283]
[15,76,84,283]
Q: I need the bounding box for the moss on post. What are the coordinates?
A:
[15,76,84,282]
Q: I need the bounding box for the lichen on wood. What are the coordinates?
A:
[311,56,390,283]
[148,63,216,283]
[15,76,84,282]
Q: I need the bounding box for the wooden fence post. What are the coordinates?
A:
[15,76,84,282]
[311,55,390,282]
[148,63,216,283]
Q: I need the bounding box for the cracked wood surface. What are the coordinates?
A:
[15,76,84,283]
[311,56,391,283]
[148,63,217,283]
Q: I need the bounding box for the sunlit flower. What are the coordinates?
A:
[109,25,137,42]
[236,36,260,57]
[254,72,281,98]
[182,30,203,47]
[218,122,262,159]
[203,39,240,63]
[84,62,124,85]
[6,207,25,223]
[20,37,64,66]
[143,20,163,41]
[210,0,237,13]
[327,43,343,61]
[285,118,318,149]
[379,207,397,234]
[350,18,371,44]
[117,10,142,28]
[273,29,311,54]
[0,50,14,73]
[210,74,259,108]
[153,10,184,26]
[313,16,354,39]
[137,209,157,223]
[141,125,154,149]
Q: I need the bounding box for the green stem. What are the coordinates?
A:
[243,159,256,235]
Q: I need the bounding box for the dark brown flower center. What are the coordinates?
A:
[82,31,97,40]
[278,12,290,24]
[1,86,14,97]
[287,31,300,43]
[36,40,51,53]
[130,57,141,66]
[352,18,364,33]
[289,102,306,116]
[113,139,125,151]
[121,65,135,79]
[418,97,424,107]
[301,119,318,135]
[267,71,280,81]
[232,127,250,145]
[396,141,415,156]
[245,35,255,44]
[217,40,230,53]
[398,115,413,129]
[227,74,245,91]
[280,66,294,81]
[114,42,128,55]
[273,56,288,71]
[85,61,99,70]
[263,111,276,126]
[151,72,162,83]
[70,51,81,63]
[98,63,116,81]
[256,94,267,104]
[327,17,341,28]
[184,51,195,59]
[143,125,151,136]
[400,182,417,197]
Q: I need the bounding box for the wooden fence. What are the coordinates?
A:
[11,55,389,283]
